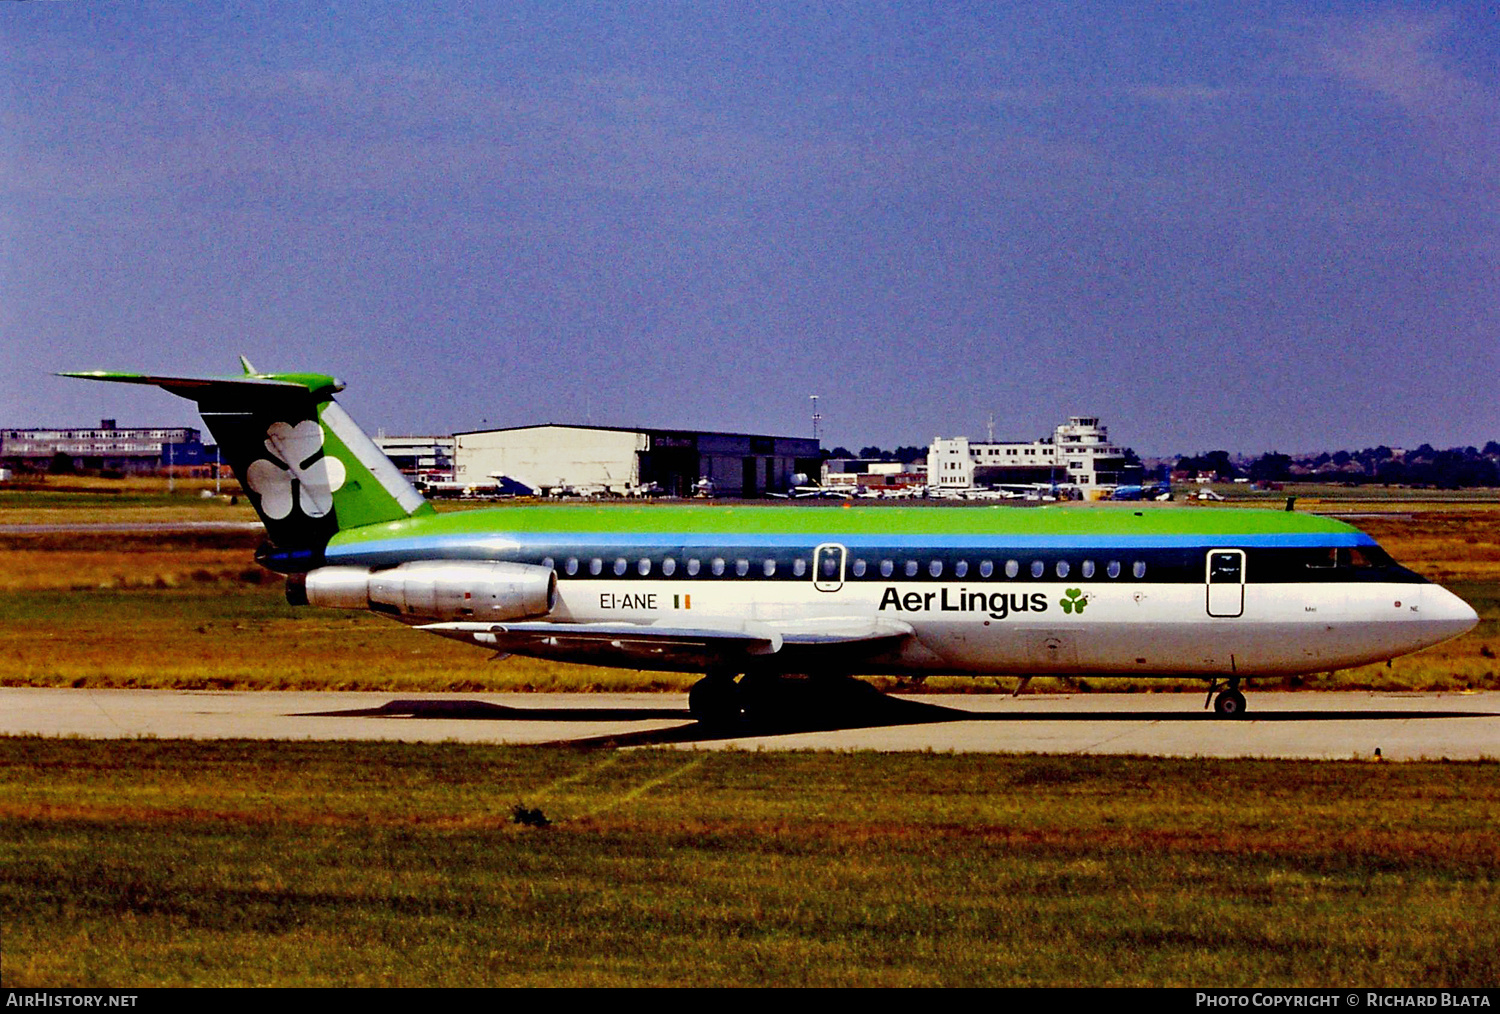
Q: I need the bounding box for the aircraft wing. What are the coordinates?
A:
[419,616,913,671]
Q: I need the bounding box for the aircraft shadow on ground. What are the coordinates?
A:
[294,677,1497,749]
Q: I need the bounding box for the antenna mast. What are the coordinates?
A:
[810,395,822,441]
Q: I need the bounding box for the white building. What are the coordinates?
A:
[928,416,1130,489]
[455,424,822,498]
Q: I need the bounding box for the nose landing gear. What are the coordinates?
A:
[1204,677,1248,718]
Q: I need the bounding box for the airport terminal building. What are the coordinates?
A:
[0,420,208,473]
[928,416,1131,490]
[455,424,822,497]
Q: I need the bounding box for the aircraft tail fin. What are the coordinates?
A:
[62,367,433,551]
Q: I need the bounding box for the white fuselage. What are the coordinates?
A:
[540,574,1474,677]
[315,512,1481,681]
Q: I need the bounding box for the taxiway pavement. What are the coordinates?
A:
[2,688,1496,759]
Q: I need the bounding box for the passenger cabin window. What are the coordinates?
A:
[1107,560,1121,579]
[929,560,943,578]
[979,560,994,578]
[662,558,677,577]
[542,556,554,571]
[1055,561,1070,579]
[1133,561,1147,579]
[762,559,776,577]
[954,561,969,578]
[589,558,603,576]
[637,559,651,576]
[852,559,867,578]
[905,560,919,578]
[565,558,579,576]
[711,558,725,576]
[735,559,750,577]
[1030,561,1045,579]
[881,560,894,578]
[793,559,807,577]
[614,558,628,576]
[687,559,701,576]
[1081,560,1095,579]
[1004,560,1018,579]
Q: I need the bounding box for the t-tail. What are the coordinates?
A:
[62,360,433,565]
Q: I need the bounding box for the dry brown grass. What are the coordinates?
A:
[1352,506,1500,584]
[0,501,1495,692]
[0,549,255,590]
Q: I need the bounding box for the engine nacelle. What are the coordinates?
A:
[289,561,556,622]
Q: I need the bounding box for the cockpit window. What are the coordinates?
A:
[1306,546,1392,570]
[1305,548,1338,569]
[1345,546,1392,568]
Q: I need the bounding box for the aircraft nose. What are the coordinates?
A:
[1421,585,1480,644]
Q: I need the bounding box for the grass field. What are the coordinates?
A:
[1,740,1497,987]
[0,498,1496,693]
[3,484,1497,988]
[0,475,256,525]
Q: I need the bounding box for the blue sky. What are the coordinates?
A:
[3,2,1495,456]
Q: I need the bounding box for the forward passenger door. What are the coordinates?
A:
[1206,549,1245,618]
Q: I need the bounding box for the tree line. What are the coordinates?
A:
[1177,442,1500,488]
[822,446,929,465]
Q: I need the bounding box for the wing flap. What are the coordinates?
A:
[422,619,782,654]
[774,616,914,645]
[418,616,914,670]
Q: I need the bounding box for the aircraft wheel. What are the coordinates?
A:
[688,671,741,726]
[737,672,779,723]
[1213,689,1248,719]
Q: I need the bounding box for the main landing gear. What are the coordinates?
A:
[688,668,742,726]
[1204,677,1248,719]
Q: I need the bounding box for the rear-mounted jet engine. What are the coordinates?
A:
[287,560,556,623]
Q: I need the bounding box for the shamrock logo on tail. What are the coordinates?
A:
[245,420,347,520]
[1059,588,1088,614]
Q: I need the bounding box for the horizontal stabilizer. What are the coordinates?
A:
[59,370,344,401]
[61,365,427,549]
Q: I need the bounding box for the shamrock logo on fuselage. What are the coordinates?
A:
[1059,588,1088,614]
[244,419,347,520]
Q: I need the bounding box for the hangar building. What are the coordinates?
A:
[454,424,822,498]
[372,434,455,482]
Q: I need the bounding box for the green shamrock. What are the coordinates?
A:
[1060,588,1087,614]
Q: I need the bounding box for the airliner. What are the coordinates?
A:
[66,365,1479,723]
